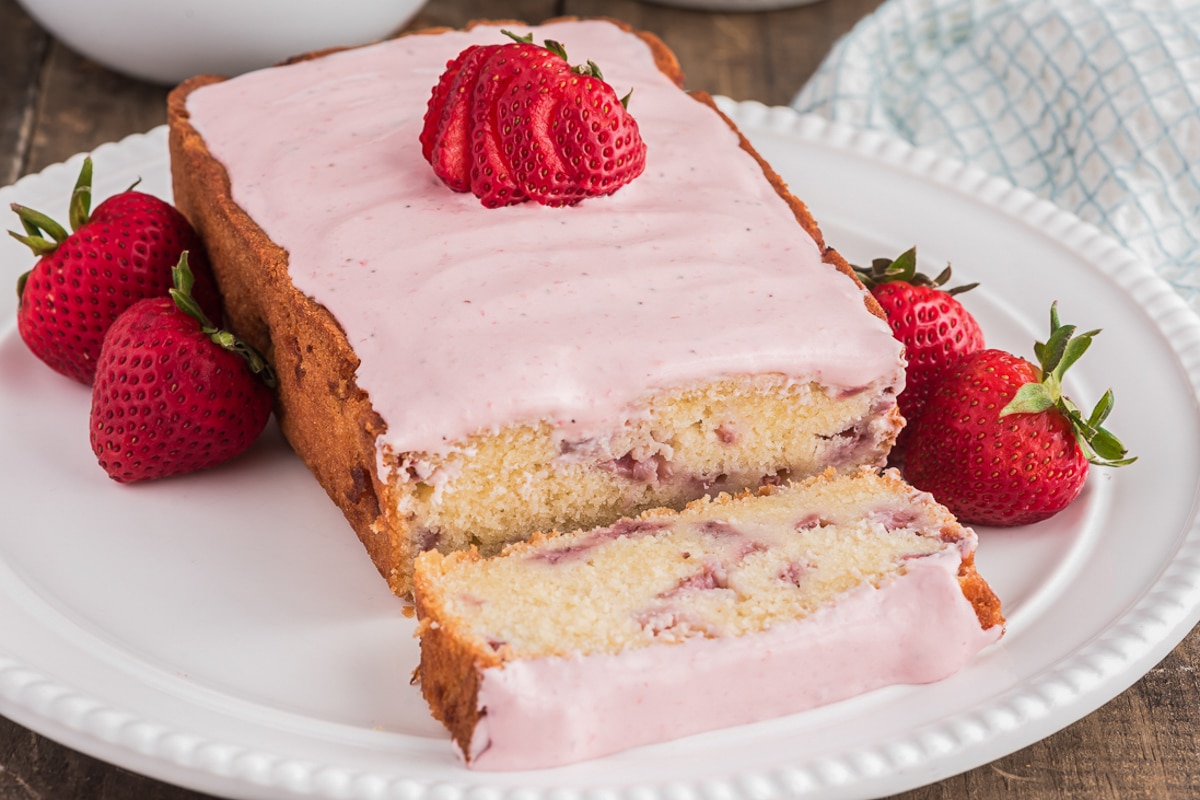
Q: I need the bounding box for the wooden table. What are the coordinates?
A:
[2,0,1198,797]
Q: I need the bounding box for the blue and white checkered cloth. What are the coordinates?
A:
[793,0,1200,311]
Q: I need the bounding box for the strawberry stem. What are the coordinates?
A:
[1000,302,1134,467]
[170,252,278,389]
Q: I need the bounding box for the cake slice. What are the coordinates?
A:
[166,18,907,595]
[413,468,1004,770]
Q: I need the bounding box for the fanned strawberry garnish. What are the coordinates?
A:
[420,31,647,208]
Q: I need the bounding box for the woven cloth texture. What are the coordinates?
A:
[793,0,1200,310]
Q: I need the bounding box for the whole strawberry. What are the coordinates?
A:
[854,247,985,448]
[421,31,647,208]
[90,253,274,483]
[903,304,1134,527]
[10,157,222,384]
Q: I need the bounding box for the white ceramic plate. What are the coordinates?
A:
[2,101,1199,800]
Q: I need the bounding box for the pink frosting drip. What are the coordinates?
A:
[184,20,905,458]
[467,549,1001,771]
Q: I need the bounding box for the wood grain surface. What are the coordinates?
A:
[2,0,1198,797]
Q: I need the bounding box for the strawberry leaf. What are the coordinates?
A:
[542,38,570,62]
[499,30,606,82]
[574,59,604,79]
[1089,426,1136,465]
[1086,389,1115,428]
[851,246,977,295]
[1024,302,1134,468]
[7,228,59,256]
[499,30,572,66]
[500,29,534,44]
[8,157,93,260]
[169,252,277,390]
[9,203,68,246]
[1038,324,1075,376]
[210,330,277,387]
[1053,333,1092,383]
[15,208,42,238]
[169,252,214,329]
[69,157,94,232]
[1001,383,1055,415]
[890,246,918,279]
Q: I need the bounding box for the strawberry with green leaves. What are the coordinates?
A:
[9,157,222,384]
[854,247,985,446]
[903,304,1134,527]
[421,31,646,208]
[90,253,274,483]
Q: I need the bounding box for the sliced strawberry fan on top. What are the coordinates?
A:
[421,30,647,208]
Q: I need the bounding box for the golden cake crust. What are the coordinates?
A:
[167,18,895,596]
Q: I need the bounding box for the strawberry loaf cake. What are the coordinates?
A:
[414,468,1004,770]
[166,18,908,595]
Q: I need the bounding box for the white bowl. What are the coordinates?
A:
[16,0,428,85]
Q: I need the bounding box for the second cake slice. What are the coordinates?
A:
[413,467,1005,770]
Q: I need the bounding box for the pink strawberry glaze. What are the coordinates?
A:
[466,548,1001,771]
[183,20,905,461]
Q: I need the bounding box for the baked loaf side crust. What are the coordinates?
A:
[171,72,394,568]
[168,19,901,596]
[412,468,1004,768]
